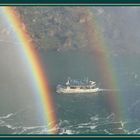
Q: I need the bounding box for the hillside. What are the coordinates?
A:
[16,7,140,55]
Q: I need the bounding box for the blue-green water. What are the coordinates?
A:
[1,49,140,134]
[40,50,140,134]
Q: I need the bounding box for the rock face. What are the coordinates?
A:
[16,7,140,54]
[17,7,90,51]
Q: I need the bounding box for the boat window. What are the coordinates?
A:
[70,86,77,89]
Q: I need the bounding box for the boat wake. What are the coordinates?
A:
[98,89,120,92]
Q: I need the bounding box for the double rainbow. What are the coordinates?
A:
[0,6,125,134]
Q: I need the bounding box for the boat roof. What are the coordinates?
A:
[66,79,96,86]
[69,85,95,87]
[67,82,95,86]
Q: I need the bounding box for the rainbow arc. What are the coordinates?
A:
[1,7,58,134]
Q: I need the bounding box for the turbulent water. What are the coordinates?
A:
[0,50,140,134]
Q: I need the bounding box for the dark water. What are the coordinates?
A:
[39,50,140,134]
[1,49,140,134]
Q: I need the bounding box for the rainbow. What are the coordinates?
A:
[81,8,124,125]
[0,7,57,134]
[0,6,126,134]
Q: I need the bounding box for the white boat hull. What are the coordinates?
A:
[56,87,99,94]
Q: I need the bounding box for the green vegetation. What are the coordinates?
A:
[17,7,89,51]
